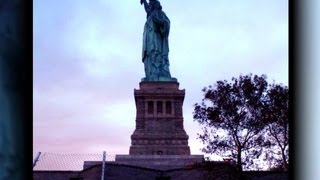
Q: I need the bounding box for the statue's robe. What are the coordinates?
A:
[142,10,171,81]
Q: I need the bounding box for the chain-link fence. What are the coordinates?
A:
[33,152,115,171]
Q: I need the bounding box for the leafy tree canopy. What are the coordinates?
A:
[263,84,289,171]
[193,74,288,171]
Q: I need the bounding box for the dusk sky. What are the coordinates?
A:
[33,0,288,159]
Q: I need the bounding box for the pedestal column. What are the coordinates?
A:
[129,81,190,155]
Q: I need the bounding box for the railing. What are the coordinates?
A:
[33,152,115,171]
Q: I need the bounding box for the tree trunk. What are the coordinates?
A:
[237,148,243,172]
[281,147,288,171]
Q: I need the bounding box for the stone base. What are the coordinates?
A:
[115,155,204,170]
[141,77,177,82]
[130,81,191,155]
[129,144,190,156]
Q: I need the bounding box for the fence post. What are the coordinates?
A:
[101,151,106,180]
[33,152,41,169]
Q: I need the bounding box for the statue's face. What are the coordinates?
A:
[149,0,161,10]
[149,1,155,7]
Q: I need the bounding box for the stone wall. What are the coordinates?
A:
[34,162,288,180]
[33,171,79,180]
[34,163,161,180]
[114,155,204,170]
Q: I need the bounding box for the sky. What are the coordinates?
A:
[33,0,288,161]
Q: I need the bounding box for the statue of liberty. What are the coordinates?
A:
[140,0,176,81]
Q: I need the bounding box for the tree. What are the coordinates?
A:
[193,74,269,171]
[263,84,289,171]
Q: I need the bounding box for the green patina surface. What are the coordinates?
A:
[141,2,176,82]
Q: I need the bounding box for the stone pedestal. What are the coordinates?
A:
[115,81,204,170]
[129,81,190,155]
[115,155,204,170]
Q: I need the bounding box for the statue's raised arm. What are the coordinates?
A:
[140,0,150,14]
